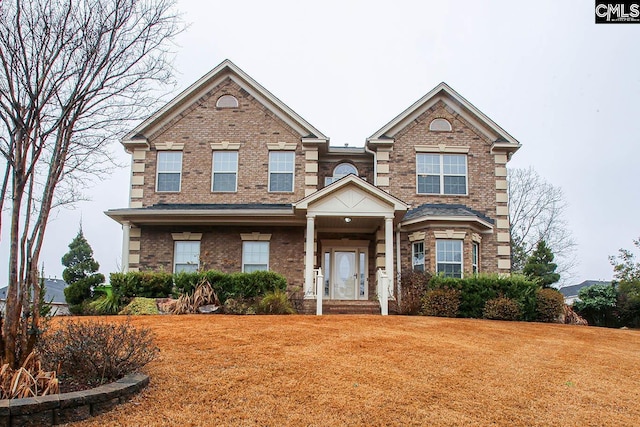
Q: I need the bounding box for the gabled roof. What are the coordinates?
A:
[0,278,68,304]
[401,203,494,231]
[367,82,521,153]
[294,175,408,212]
[559,280,612,298]
[122,59,328,150]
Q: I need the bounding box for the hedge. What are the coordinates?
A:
[428,274,539,321]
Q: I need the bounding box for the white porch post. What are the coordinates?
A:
[122,221,130,272]
[304,214,316,297]
[384,215,394,298]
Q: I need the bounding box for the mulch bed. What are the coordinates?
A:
[61,315,640,426]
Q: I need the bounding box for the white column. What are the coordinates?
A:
[304,215,316,297]
[384,216,394,298]
[122,221,130,272]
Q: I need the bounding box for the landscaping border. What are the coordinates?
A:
[0,373,149,426]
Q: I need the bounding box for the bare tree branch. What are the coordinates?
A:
[0,0,183,367]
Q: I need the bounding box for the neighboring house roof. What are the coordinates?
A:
[367,82,521,155]
[121,59,328,151]
[402,203,495,231]
[0,278,68,304]
[559,280,612,298]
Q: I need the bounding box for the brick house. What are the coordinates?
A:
[106,59,520,312]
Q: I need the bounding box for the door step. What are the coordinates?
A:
[300,300,382,315]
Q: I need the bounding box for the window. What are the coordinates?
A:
[243,241,269,272]
[216,95,239,108]
[472,242,479,274]
[325,163,358,186]
[157,151,182,192]
[412,241,425,272]
[212,151,238,192]
[174,241,200,273]
[417,153,467,195]
[436,240,463,278]
[429,118,452,132]
[269,151,294,192]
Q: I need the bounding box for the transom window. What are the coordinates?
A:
[412,241,425,272]
[157,151,182,192]
[417,153,467,195]
[216,95,239,108]
[242,241,269,272]
[269,151,294,192]
[212,151,238,192]
[325,163,358,186]
[174,241,200,273]
[436,240,463,278]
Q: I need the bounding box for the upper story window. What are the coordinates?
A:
[269,151,294,192]
[325,163,358,186]
[436,240,463,278]
[216,95,239,108]
[174,241,200,273]
[243,241,269,272]
[429,118,452,132]
[157,151,182,192]
[212,151,238,192]
[416,153,467,195]
[412,241,425,272]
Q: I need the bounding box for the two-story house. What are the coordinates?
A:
[106,59,520,312]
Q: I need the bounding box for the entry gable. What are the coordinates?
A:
[294,175,407,216]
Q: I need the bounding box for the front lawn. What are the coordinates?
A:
[66,315,640,426]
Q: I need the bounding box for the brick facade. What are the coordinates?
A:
[107,60,520,299]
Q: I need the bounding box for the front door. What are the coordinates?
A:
[322,244,368,300]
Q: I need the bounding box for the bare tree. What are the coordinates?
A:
[0,0,182,367]
[508,167,577,280]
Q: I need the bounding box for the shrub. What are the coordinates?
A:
[37,319,159,386]
[398,270,432,315]
[429,274,538,320]
[535,288,565,322]
[64,274,104,315]
[89,285,122,315]
[110,271,173,300]
[573,284,618,327]
[172,279,220,314]
[483,296,522,321]
[119,297,160,315]
[223,298,257,315]
[421,288,461,317]
[256,289,296,314]
[173,270,287,303]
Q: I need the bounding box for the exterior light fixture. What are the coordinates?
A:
[344,217,352,223]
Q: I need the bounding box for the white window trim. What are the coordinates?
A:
[268,151,295,193]
[472,242,479,274]
[416,153,468,196]
[242,241,270,272]
[212,151,238,193]
[435,239,464,278]
[429,118,452,132]
[156,151,183,193]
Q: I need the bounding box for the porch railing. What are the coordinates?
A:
[376,268,389,316]
[313,268,324,316]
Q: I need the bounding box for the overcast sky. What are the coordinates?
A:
[2,0,638,286]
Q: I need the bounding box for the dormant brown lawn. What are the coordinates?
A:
[65,315,640,426]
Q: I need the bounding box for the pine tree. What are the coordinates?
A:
[62,227,105,314]
[523,240,560,288]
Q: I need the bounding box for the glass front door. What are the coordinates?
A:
[323,246,368,300]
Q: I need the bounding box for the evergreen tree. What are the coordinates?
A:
[523,240,560,288]
[62,227,105,314]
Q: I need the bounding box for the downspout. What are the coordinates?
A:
[396,228,402,307]
[364,142,377,186]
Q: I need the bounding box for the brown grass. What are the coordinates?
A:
[64,315,640,426]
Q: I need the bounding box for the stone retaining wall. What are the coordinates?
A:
[0,373,149,426]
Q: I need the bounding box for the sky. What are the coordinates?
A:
[2,0,639,286]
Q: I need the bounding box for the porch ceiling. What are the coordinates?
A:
[316,216,381,233]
